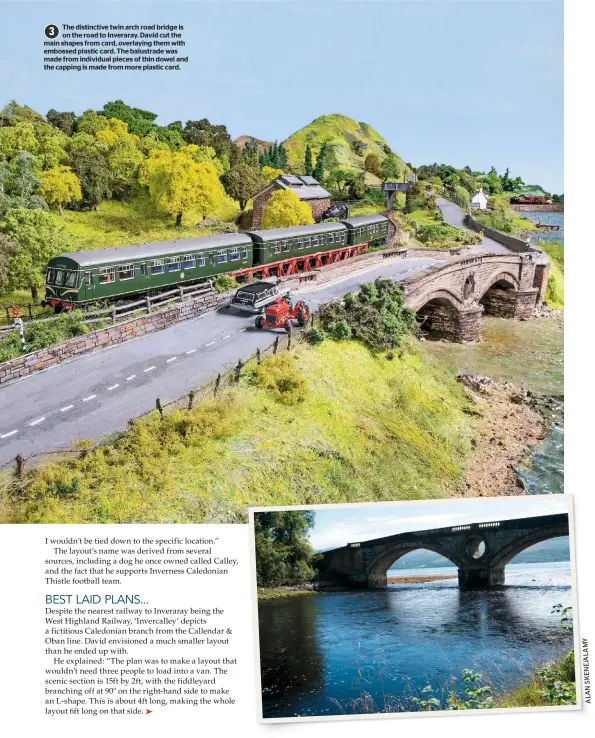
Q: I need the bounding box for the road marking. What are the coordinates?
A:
[185,349,196,355]
[239,328,247,332]
[166,356,177,363]
[107,383,119,391]
[143,366,156,373]
[0,430,18,439]
[205,341,216,347]
[222,334,231,340]
[82,394,96,402]
[60,405,74,412]
[126,375,136,381]
[29,417,46,426]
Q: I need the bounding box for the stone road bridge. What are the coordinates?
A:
[399,252,550,342]
[318,513,568,589]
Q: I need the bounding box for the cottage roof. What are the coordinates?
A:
[253,174,331,201]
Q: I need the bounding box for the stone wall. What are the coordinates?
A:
[0,290,229,387]
[464,213,531,253]
[480,288,539,319]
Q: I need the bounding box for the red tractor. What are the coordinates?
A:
[255,296,310,333]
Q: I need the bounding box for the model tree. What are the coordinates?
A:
[139,146,225,226]
[221,162,266,211]
[304,144,313,176]
[261,189,314,229]
[312,143,328,182]
[39,166,82,214]
[107,138,144,201]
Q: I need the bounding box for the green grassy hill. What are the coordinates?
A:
[283,113,410,183]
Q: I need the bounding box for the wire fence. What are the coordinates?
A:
[0,319,312,482]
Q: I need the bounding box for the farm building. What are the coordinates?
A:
[470,188,489,210]
[251,174,332,228]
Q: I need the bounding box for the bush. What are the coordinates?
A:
[304,328,325,345]
[416,223,481,247]
[317,278,416,352]
[213,273,238,293]
[0,310,92,363]
[253,354,308,405]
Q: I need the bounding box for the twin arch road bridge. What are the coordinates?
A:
[400,251,549,342]
[318,513,569,589]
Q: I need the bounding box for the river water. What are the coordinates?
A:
[422,315,564,494]
[522,211,564,244]
[259,562,573,718]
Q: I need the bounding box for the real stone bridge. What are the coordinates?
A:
[399,251,549,342]
[318,513,568,589]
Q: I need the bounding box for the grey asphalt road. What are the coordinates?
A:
[0,256,438,467]
[436,197,513,254]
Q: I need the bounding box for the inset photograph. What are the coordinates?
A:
[249,495,579,721]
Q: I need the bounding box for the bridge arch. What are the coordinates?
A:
[415,290,482,343]
[488,528,569,570]
[477,269,521,300]
[365,542,465,588]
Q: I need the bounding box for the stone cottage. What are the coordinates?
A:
[251,174,332,228]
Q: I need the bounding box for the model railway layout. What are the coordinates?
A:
[43,215,390,311]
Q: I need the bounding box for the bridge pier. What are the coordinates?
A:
[480,288,539,319]
[418,303,483,342]
[458,567,505,589]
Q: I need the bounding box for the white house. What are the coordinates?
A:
[470,188,489,210]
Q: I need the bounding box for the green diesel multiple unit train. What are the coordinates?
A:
[43,214,390,310]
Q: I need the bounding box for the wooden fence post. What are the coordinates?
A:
[156,398,164,420]
[146,296,152,314]
[15,454,25,479]
[188,390,195,410]
[214,374,221,396]
[273,337,279,355]
[235,359,244,383]
[287,334,292,351]
[111,306,117,323]
[256,347,261,365]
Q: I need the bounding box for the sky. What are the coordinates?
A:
[307,495,569,551]
[1,1,563,191]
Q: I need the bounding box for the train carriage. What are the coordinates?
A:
[245,222,348,266]
[44,233,253,309]
[340,214,390,246]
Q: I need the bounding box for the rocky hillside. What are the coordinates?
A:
[233,134,274,156]
[283,113,409,181]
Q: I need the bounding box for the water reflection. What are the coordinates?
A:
[259,563,573,718]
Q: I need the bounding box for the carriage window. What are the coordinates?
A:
[282,240,290,252]
[297,240,304,250]
[65,271,78,288]
[216,251,227,263]
[303,238,311,249]
[311,236,319,247]
[98,267,115,284]
[53,270,65,286]
[240,246,248,259]
[167,257,181,272]
[183,254,195,269]
[209,253,215,265]
[197,253,206,267]
[84,271,92,286]
[119,264,134,281]
[229,250,240,262]
[46,268,55,284]
[140,264,147,276]
[272,243,281,254]
[150,260,164,275]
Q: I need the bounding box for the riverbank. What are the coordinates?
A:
[387,573,457,584]
[496,650,575,708]
[258,588,317,601]
[458,375,549,497]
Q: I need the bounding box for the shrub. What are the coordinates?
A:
[317,278,416,352]
[213,273,237,293]
[253,354,308,405]
[304,328,325,345]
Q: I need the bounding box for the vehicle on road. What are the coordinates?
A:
[255,296,310,334]
[229,281,286,314]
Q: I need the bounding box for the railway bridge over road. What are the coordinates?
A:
[318,514,569,590]
[399,251,549,342]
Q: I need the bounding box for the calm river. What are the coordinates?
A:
[259,562,573,718]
